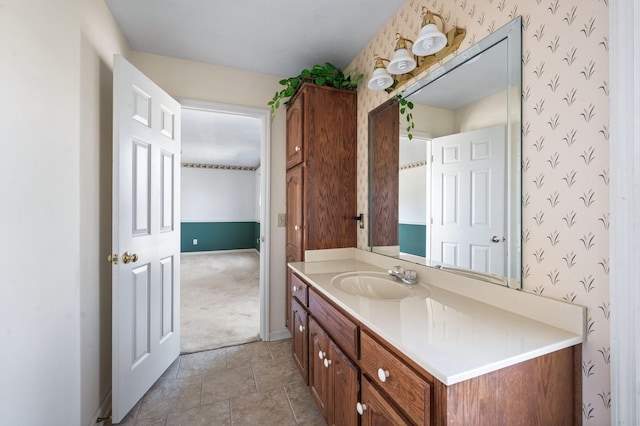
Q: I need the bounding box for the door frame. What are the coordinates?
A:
[609,2,640,424]
[178,98,271,341]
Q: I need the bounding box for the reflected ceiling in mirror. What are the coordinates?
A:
[368,17,522,288]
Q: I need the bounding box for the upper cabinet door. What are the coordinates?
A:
[286,92,304,169]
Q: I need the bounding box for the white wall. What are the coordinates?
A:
[0,0,82,424]
[399,167,427,225]
[79,1,131,424]
[182,168,258,222]
[454,89,508,133]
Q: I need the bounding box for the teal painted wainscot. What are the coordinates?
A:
[398,223,426,257]
[181,221,260,253]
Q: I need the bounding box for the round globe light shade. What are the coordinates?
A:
[367,67,394,90]
[386,48,417,75]
[412,23,447,56]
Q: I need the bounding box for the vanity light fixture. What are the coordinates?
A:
[367,56,394,90]
[386,34,417,75]
[367,7,466,93]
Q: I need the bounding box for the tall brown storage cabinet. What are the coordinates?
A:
[285,83,357,331]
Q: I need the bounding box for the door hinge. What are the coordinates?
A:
[108,253,118,265]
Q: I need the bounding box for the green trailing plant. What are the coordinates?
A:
[398,95,415,140]
[268,63,363,117]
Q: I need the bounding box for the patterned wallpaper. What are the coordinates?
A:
[349,0,610,423]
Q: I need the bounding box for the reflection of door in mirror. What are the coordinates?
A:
[369,99,399,254]
[430,125,505,275]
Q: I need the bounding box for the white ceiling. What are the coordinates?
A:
[181,108,262,168]
[105,0,406,78]
[105,0,406,166]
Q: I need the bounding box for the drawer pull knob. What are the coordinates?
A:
[378,368,390,382]
[318,350,326,360]
[356,402,367,415]
[292,285,299,292]
[298,325,305,333]
[324,358,332,368]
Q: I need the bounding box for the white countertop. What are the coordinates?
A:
[288,256,584,386]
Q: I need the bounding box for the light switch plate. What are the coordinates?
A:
[277,213,286,227]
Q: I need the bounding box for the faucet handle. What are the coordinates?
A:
[403,269,418,284]
[392,265,404,275]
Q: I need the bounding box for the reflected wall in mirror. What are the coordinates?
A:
[369,17,522,288]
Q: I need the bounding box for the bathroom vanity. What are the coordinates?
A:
[288,248,584,425]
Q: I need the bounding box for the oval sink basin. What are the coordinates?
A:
[331,272,414,300]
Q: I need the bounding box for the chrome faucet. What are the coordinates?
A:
[388,266,418,285]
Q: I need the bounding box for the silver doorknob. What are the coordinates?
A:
[491,235,502,243]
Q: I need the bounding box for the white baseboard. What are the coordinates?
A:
[90,388,112,425]
[269,328,291,341]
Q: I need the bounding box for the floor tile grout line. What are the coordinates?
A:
[282,383,300,423]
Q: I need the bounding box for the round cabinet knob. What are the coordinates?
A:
[378,368,390,382]
[356,402,367,415]
[298,325,305,333]
[292,285,299,292]
[318,350,326,360]
[324,358,332,368]
[295,145,301,152]
[294,225,300,231]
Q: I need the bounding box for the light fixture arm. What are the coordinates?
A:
[394,32,414,51]
[373,55,390,69]
[421,7,445,29]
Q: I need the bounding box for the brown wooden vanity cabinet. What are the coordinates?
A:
[290,297,308,383]
[288,269,582,426]
[360,376,411,425]
[285,83,357,332]
[308,312,359,426]
[360,331,432,424]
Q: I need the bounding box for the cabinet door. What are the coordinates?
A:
[286,92,304,169]
[359,377,411,426]
[329,341,359,426]
[291,298,308,383]
[309,318,330,418]
[286,165,304,262]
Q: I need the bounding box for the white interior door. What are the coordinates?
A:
[430,125,505,274]
[111,55,181,423]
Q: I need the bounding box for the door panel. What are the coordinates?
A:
[112,55,181,423]
[329,341,358,426]
[309,318,330,418]
[431,125,505,274]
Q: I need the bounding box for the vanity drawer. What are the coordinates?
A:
[360,331,431,425]
[291,273,308,305]
[308,288,358,360]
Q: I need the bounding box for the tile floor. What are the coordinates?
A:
[107,339,325,426]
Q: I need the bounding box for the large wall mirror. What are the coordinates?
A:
[368,17,522,288]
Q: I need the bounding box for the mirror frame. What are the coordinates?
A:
[368,16,523,288]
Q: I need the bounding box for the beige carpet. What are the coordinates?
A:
[180,251,260,354]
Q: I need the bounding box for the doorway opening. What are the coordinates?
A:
[179,99,270,353]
